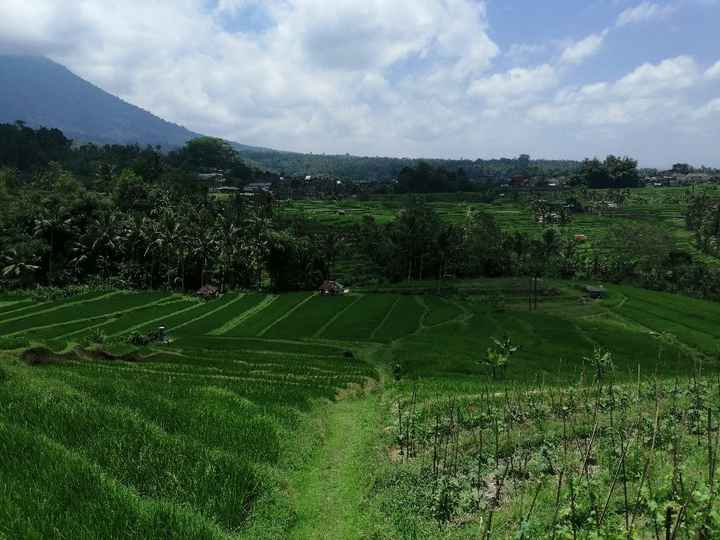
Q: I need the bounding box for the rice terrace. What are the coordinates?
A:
[2,278,720,538]
[3,2,720,537]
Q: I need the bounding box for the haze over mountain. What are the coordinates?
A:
[0,55,202,147]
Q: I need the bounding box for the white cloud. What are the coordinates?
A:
[615,55,700,96]
[693,98,720,119]
[468,64,558,105]
[560,32,607,65]
[616,2,675,26]
[0,0,718,166]
[0,0,502,154]
[706,61,720,80]
[529,56,702,127]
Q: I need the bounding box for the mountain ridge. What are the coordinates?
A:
[0,55,582,180]
[0,55,203,148]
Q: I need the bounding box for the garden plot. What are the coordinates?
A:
[320,294,398,341]
[172,336,345,358]
[98,298,198,337]
[0,292,169,337]
[168,293,253,335]
[207,294,275,336]
[35,298,199,342]
[371,296,425,342]
[0,321,378,538]
[225,292,314,338]
[0,298,31,315]
[611,286,720,354]
[147,293,239,333]
[0,291,110,324]
[422,295,463,326]
[263,294,358,339]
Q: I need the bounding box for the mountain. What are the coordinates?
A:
[0,55,581,181]
[0,54,200,147]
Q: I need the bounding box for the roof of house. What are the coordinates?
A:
[583,285,607,294]
[244,182,273,192]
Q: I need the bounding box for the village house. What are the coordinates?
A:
[198,172,226,184]
[319,280,347,295]
[243,182,273,194]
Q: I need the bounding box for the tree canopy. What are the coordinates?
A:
[572,156,640,189]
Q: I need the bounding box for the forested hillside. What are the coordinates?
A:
[234,146,582,182]
[0,55,198,147]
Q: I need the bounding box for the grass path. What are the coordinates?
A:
[285,344,389,540]
[285,393,382,540]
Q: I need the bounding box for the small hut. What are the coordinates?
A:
[583,285,608,299]
[319,280,346,296]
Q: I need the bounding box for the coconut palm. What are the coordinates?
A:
[33,208,72,284]
[1,249,40,283]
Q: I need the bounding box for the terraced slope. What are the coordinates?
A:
[1,283,719,538]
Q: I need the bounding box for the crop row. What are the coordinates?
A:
[321,294,398,340]
[372,296,425,342]
[173,336,345,358]
[225,293,312,337]
[0,292,169,337]
[422,296,463,326]
[263,294,357,339]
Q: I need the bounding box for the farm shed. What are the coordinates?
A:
[583,285,608,299]
[319,280,346,295]
[244,182,273,193]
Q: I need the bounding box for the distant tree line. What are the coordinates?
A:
[570,156,640,189]
[235,147,582,183]
[347,198,719,300]
[396,162,474,193]
[2,124,718,300]
[0,122,273,186]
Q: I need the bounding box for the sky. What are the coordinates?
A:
[1,0,719,167]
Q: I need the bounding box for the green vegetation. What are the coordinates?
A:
[322,294,398,340]
[373,296,426,342]
[1,281,718,538]
[0,290,377,538]
[227,293,312,337]
[2,124,720,537]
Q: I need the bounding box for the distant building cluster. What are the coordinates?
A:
[644,171,718,187]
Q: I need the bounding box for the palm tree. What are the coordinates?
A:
[85,212,126,283]
[1,249,40,284]
[33,208,72,284]
[69,241,89,280]
[243,214,272,289]
[215,213,241,292]
[187,207,221,289]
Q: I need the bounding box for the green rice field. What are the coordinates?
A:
[1,280,719,538]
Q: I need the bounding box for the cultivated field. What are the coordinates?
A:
[279,185,720,281]
[1,281,719,538]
